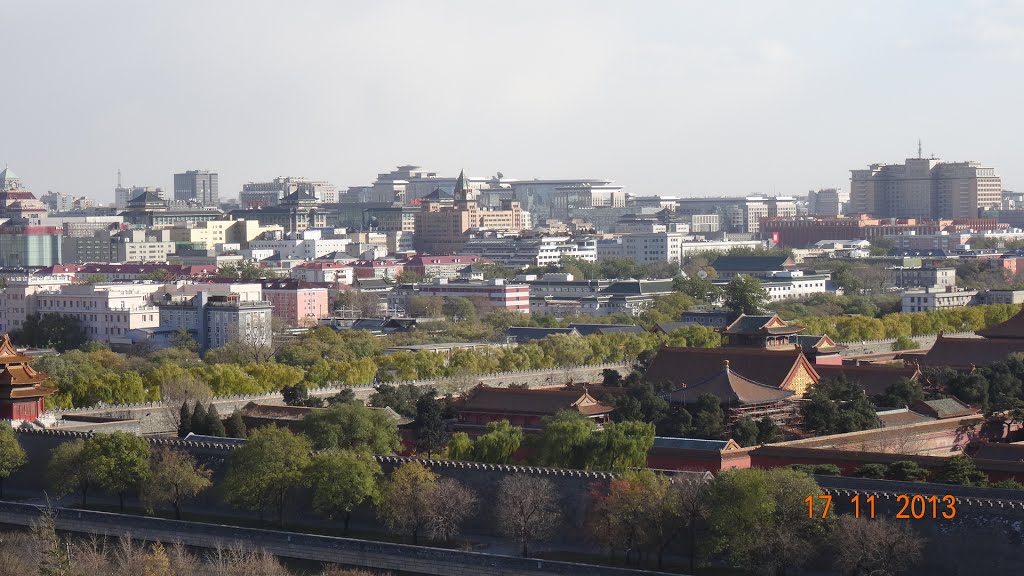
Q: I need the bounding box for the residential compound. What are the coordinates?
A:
[158,292,273,353]
[850,157,1001,219]
[388,278,530,315]
[460,236,597,267]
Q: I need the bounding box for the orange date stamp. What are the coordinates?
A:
[806,494,957,519]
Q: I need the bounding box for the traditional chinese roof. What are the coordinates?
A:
[0,334,56,399]
[422,187,454,203]
[646,346,818,392]
[876,408,935,427]
[663,360,794,405]
[977,308,1024,339]
[910,398,977,419]
[790,334,844,354]
[652,437,741,451]
[458,386,614,417]
[505,327,580,343]
[710,255,794,272]
[567,324,646,336]
[922,334,1024,369]
[813,364,921,398]
[724,313,804,336]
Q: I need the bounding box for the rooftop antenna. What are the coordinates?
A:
[918,139,922,159]
[117,168,122,188]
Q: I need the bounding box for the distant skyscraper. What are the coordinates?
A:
[807,188,849,217]
[174,170,219,206]
[850,157,1001,219]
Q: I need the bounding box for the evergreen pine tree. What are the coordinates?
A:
[205,404,226,437]
[178,401,192,438]
[190,402,208,436]
[224,410,248,439]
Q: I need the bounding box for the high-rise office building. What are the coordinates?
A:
[174,170,219,206]
[850,157,1001,219]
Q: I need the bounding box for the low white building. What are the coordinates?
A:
[902,287,979,313]
[756,270,834,302]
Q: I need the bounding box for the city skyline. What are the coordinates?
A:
[3,1,1023,200]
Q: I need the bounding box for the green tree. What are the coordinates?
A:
[10,312,88,352]
[723,275,770,315]
[534,411,595,469]
[587,421,656,472]
[224,409,247,438]
[472,420,523,464]
[222,426,312,526]
[934,454,988,486]
[84,432,152,512]
[217,261,274,280]
[303,401,402,454]
[886,460,929,482]
[46,439,93,506]
[189,402,208,436]
[305,448,383,534]
[690,393,727,439]
[673,275,722,303]
[0,421,27,498]
[205,403,226,437]
[413,390,449,457]
[891,335,922,351]
[140,447,213,520]
[368,383,422,417]
[442,297,477,322]
[177,401,192,437]
[705,468,823,574]
[853,463,889,479]
[800,376,879,435]
[447,432,474,460]
[756,416,782,444]
[731,416,759,447]
[877,377,925,407]
[377,461,438,545]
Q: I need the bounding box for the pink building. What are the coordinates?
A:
[260,279,330,327]
[289,262,354,285]
[349,259,404,280]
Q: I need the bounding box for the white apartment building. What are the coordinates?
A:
[37,283,162,343]
[596,232,688,263]
[248,233,351,260]
[460,236,597,268]
[158,292,273,354]
[902,287,979,313]
[757,271,834,302]
[289,262,355,285]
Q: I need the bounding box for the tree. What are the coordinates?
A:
[413,390,449,457]
[426,478,479,544]
[368,383,422,417]
[47,439,93,506]
[217,261,274,280]
[731,416,760,447]
[723,275,769,315]
[934,454,988,486]
[0,421,27,498]
[877,377,925,407]
[891,335,922,351]
[590,470,673,566]
[205,403,227,437]
[601,368,623,387]
[756,416,781,444]
[84,432,152,512]
[472,420,523,464]
[225,409,248,438]
[141,447,213,520]
[190,402,208,436]
[831,516,923,576]
[142,541,174,576]
[690,393,727,439]
[442,297,477,322]
[305,449,383,534]
[800,376,879,435]
[853,463,890,479]
[447,432,474,460]
[177,401,192,437]
[497,474,563,557]
[32,508,72,576]
[587,421,656,472]
[886,460,929,482]
[222,426,312,526]
[303,401,402,454]
[406,295,443,317]
[10,312,88,352]
[377,461,438,545]
[534,411,595,469]
[705,468,823,574]
[673,275,722,304]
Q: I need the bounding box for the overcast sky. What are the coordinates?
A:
[2,0,1022,202]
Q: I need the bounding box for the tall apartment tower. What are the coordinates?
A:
[850,157,1001,219]
[173,170,219,206]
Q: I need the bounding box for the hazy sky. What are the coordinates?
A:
[2,1,1022,202]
